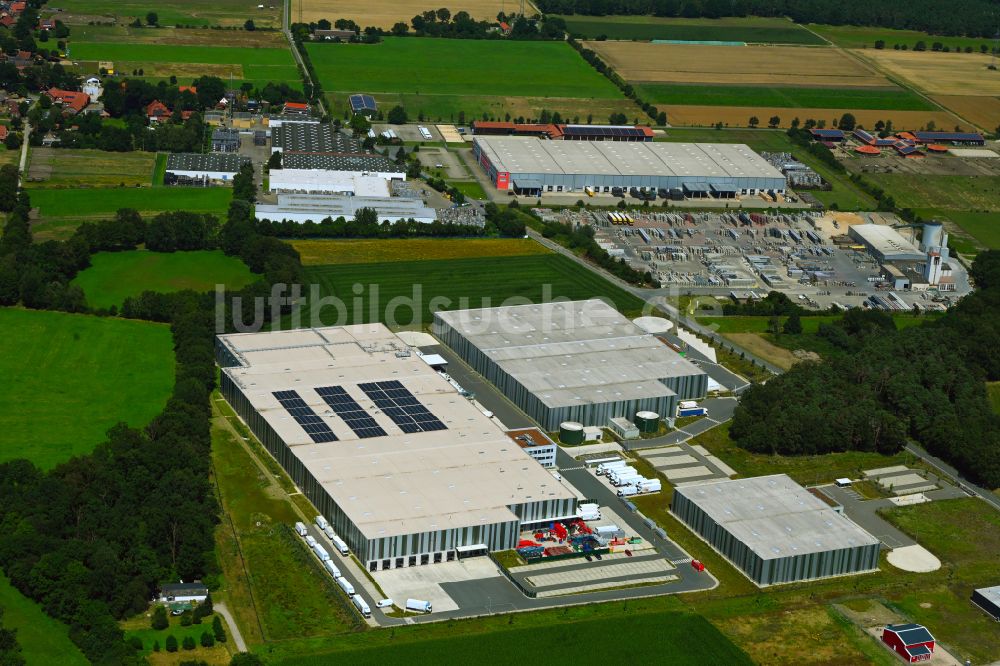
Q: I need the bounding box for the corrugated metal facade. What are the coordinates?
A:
[671,491,880,586]
[435,317,707,430]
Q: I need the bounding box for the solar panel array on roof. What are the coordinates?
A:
[350,94,377,113]
[273,390,338,443]
[853,128,874,143]
[359,380,447,434]
[315,386,387,439]
[562,125,646,138]
[896,145,920,156]
[913,131,983,142]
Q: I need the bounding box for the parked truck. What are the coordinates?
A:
[323,560,342,578]
[330,535,350,556]
[617,486,639,497]
[315,515,329,531]
[294,521,307,537]
[596,460,628,476]
[312,543,331,562]
[352,595,372,618]
[337,577,356,596]
[305,535,317,548]
[322,525,336,541]
[406,599,433,613]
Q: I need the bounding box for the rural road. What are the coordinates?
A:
[17,120,29,185]
[213,602,247,652]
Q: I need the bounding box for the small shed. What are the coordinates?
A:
[881,623,935,663]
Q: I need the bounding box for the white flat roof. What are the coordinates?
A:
[474,136,784,180]
[435,299,704,408]
[218,325,574,540]
[675,474,880,560]
[268,170,393,196]
[849,224,924,260]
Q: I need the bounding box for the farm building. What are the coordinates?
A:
[45,87,89,114]
[434,299,707,431]
[471,122,654,142]
[211,128,240,152]
[158,583,208,604]
[165,153,250,184]
[848,224,925,262]
[906,131,984,146]
[472,136,785,195]
[217,325,577,571]
[809,129,845,142]
[971,585,1000,621]
[255,193,437,224]
[314,28,357,40]
[271,121,360,155]
[672,475,880,586]
[881,624,935,662]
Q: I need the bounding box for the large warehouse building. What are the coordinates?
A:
[672,475,881,586]
[165,153,250,185]
[472,136,785,195]
[256,193,437,224]
[434,299,707,431]
[217,325,577,571]
[848,224,925,262]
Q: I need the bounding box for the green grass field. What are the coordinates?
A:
[865,174,1000,211]
[560,15,826,44]
[29,186,233,241]
[988,382,1000,414]
[914,208,1000,251]
[809,24,997,51]
[0,574,88,665]
[0,309,174,468]
[288,254,646,328]
[73,250,257,309]
[48,0,281,27]
[308,38,623,119]
[27,148,156,188]
[70,42,299,86]
[660,127,878,209]
[637,83,934,110]
[269,612,751,665]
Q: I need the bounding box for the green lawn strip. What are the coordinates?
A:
[288,253,646,328]
[29,186,232,217]
[73,250,257,310]
[152,152,167,186]
[560,15,824,44]
[0,573,88,666]
[637,83,933,110]
[913,208,1000,250]
[263,608,750,665]
[808,24,996,51]
[307,38,622,99]
[0,308,174,469]
[123,612,223,654]
[211,419,360,641]
[988,382,1000,414]
[447,180,488,199]
[864,174,1000,212]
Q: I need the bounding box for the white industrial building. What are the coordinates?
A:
[268,170,399,195]
[848,224,925,262]
[165,153,250,184]
[217,325,577,571]
[256,193,437,224]
[434,299,707,431]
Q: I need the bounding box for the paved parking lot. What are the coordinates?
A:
[372,558,503,614]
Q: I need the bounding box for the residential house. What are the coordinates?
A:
[146,100,172,123]
[37,18,54,30]
[158,582,209,604]
[46,88,89,115]
[0,125,9,141]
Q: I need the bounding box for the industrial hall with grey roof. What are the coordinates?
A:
[434,299,707,430]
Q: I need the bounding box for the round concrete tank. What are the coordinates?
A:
[559,421,584,445]
[635,411,660,433]
[922,222,944,250]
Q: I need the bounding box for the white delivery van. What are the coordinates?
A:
[304,535,317,548]
[323,525,336,541]
[323,560,342,578]
[315,515,330,531]
[330,535,350,556]
[337,577,355,596]
[375,598,394,609]
[294,521,307,537]
[405,598,432,613]
[352,595,372,618]
[312,543,331,562]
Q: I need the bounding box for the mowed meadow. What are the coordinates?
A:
[289,238,551,265]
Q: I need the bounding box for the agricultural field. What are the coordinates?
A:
[809,24,998,51]
[292,0,525,29]
[639,83,933,110]
[26,148,156,188]
[661,104,963,132]
[0,308,174,469]
[267,610,750,665]
[44,0,281,28]
[288,254,646,328]
[930,95,1000,132]
[29,187,233,241]
[70,41,300,88]
[559,15,824,44]
[587,42,891,87]
[0,574,88,666]
[865,174,1000,212]
[68,23,289,47]
[73,250,258,309]
[0,147,19,167]
[307,38,625,120]
[855,49,1000,96]
[914,209,1000,250]
[289,238,551,266]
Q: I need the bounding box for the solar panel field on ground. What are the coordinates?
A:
[306,38,625,120]
[285,253,646,328]
[559,15,825,44]
[0,308,174,469]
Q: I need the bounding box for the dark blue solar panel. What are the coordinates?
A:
[358,381,447,433]
[349,94,377,112]
[315,386,387,439]
[271,389,338,443]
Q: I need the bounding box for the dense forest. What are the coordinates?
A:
[535,0,1000,38]
[731,251,1000,489]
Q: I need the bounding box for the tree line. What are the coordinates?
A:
[731,251,1000,489]
[535,0,1000,39]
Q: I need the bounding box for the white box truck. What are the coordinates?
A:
[312,543,331,562]
[352,595,371,618]
[337,577,355,596]
[294,521,307,537]
[315,515,330,531]
[305,535,317,548]
[330,535,349,556]
[617,486,639,497]
[613,474,642,487]
[323,560,341,578]
[637,479,662,493]
[322,525,336,541]
[406,599,432,613]
[597,461,628,476]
